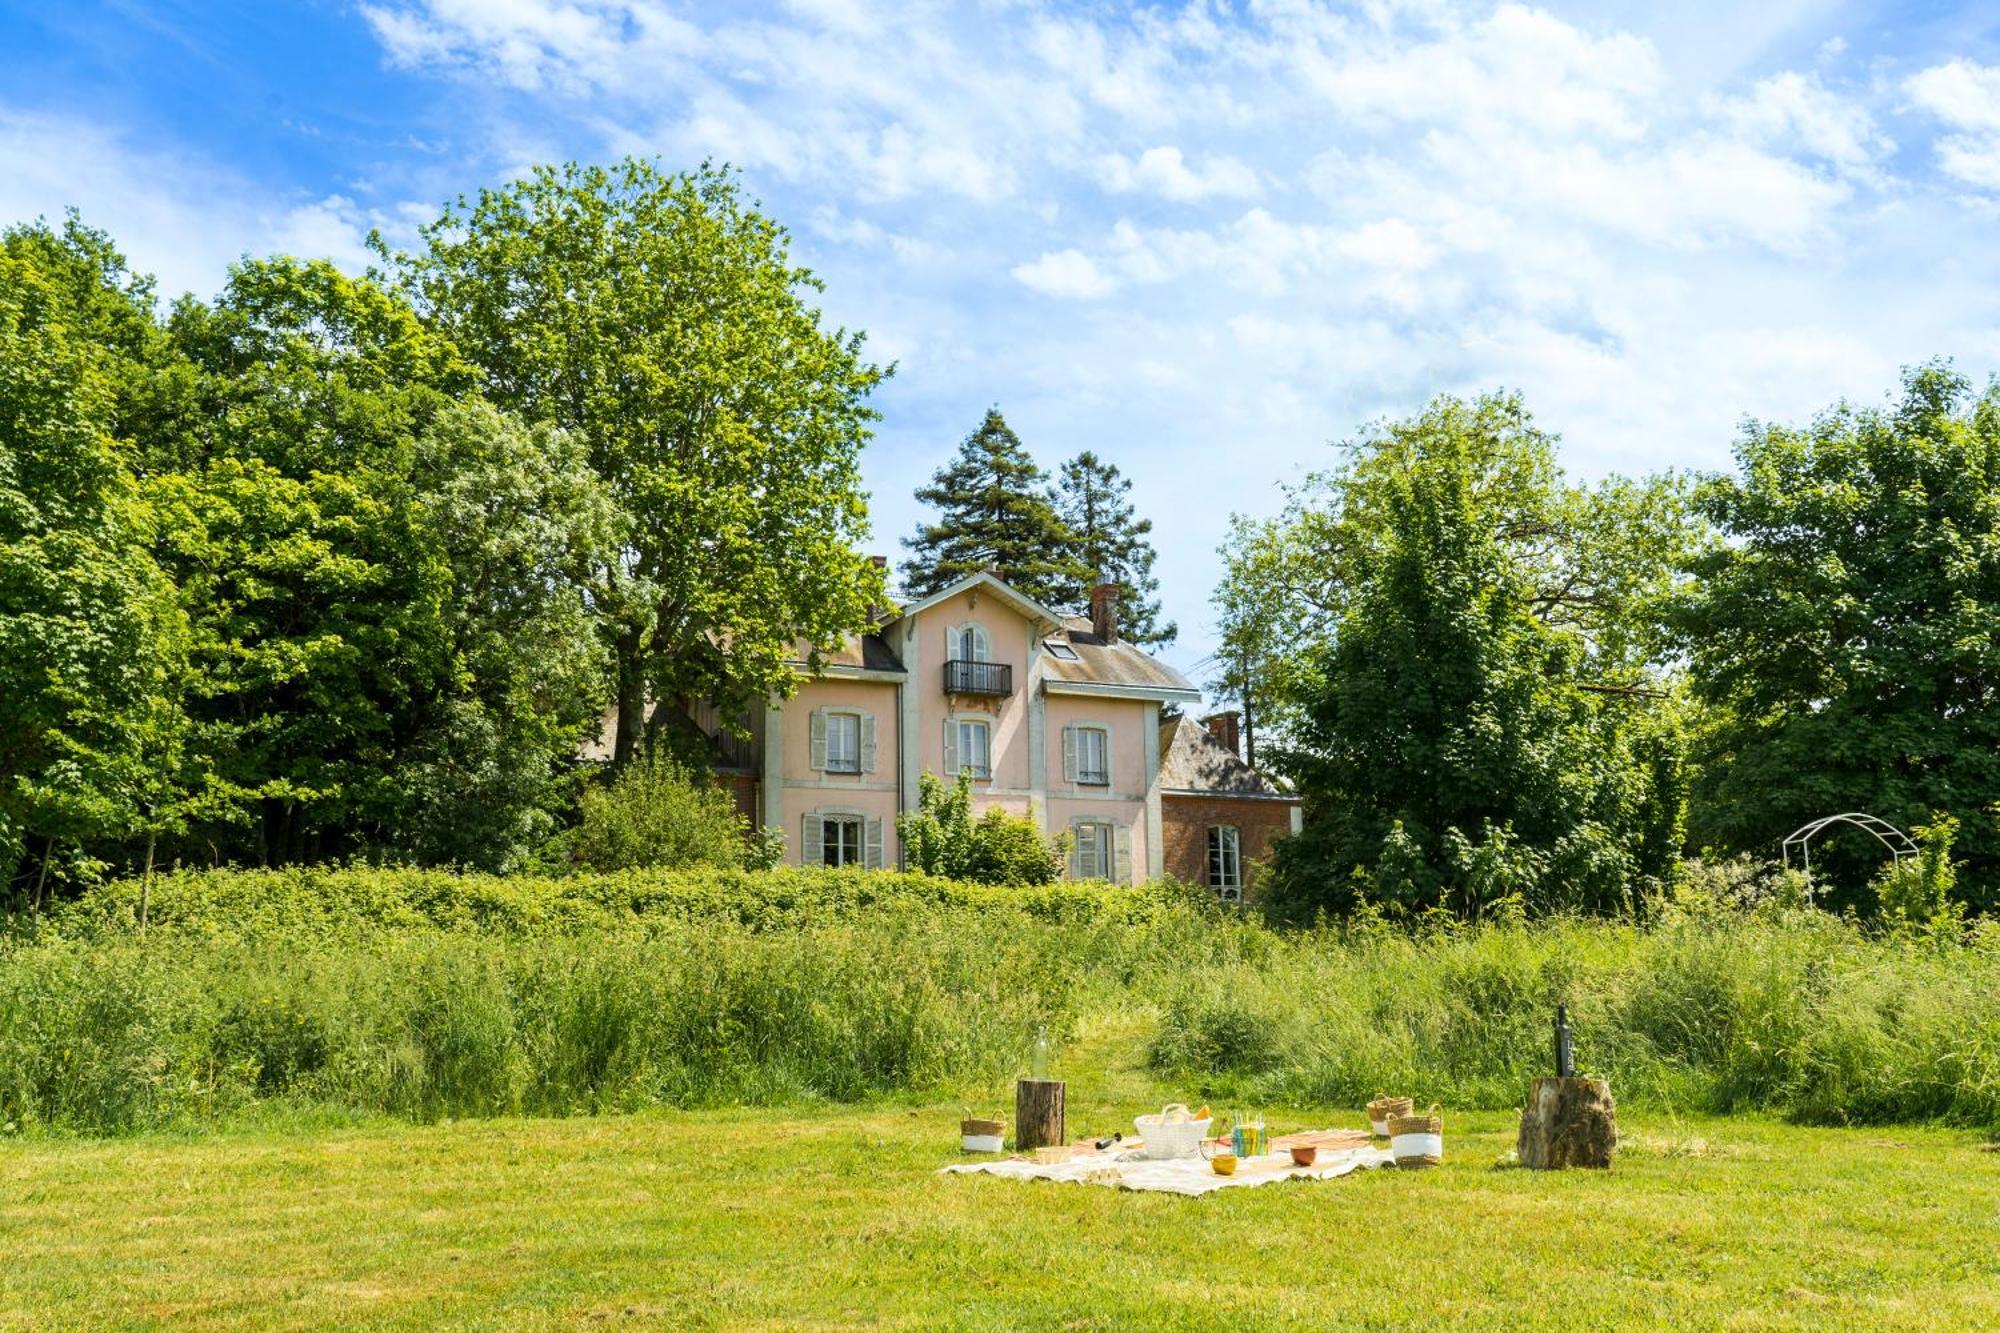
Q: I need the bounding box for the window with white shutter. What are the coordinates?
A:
[955,718,991,778]
[1076,726,1109,786]
[824,712,861,773]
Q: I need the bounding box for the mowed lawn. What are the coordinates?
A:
[5,1072,1999,1332]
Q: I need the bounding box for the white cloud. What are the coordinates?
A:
[0,109,381,300]
[1098,145,1259,201]
[1906,59,2000,190]
[1012,248,1115,299]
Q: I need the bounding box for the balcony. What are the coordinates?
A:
[944,658,1013,696]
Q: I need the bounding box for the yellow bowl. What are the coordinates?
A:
[1211,1154,1238,1176]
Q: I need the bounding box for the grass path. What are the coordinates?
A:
[4,1033,1998,1330]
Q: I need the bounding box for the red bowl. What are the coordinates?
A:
[1290,1145,1318,1167]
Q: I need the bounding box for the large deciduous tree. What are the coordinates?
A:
[1054,450,1174,646]
[382,159,889,768]
[1676,363,2000,911]
[902,407,1085,607]
[1237,395,1689,918]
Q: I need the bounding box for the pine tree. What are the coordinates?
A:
[1055,450,1176,646]
[901,408,1084,606]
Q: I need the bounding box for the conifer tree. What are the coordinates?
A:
[901,408,1084,606]
[1056,450,1175,646]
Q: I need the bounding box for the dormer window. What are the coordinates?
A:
[1044,640,1080,661]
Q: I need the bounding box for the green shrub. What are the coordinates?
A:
[896,772,1068,885]
[572,757,748,873]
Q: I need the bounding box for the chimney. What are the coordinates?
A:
[869,555,887,571]
[1203,710,1242,758]
[1089,582,1120,643]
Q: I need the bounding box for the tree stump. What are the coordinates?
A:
[1014,1079,1065,1152]
[1517,1076,1616,1169]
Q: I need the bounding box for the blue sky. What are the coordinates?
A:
[5,1,2000,685]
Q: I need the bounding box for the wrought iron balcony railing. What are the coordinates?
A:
[943,659,1013,696]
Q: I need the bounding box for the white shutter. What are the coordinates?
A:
[809,709,828,771]
[942,718,958,775]
[860,712,877,773]
[865,816,884,870]
[803,813,824,865]
[1061,724,1078,783]
[1114,823,1132,884]
[1100,726,1113,789]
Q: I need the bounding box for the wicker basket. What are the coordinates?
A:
[1388,1104,1443,1168]
[960,1115,1006,1153]
[1367,1095,1413,1137]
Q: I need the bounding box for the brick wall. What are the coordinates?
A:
[717,771,759,829]
[1160,794,1298,897]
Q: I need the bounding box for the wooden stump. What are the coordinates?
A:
[1014,1079,1065,1153]
[1517,1076,1616,1169]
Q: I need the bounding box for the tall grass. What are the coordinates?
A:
[3,868,1997,1136]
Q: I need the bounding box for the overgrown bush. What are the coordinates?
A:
[896,772,1068,885]
[571,756,749,872]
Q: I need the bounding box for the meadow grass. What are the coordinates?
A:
[5,867,2000,1137]
[2,1027,1997,1330]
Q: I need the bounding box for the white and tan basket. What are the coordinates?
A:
[1133,1103,1213,1160]
[1389,1104,1444,1168]
[1367,1095,1413,1138]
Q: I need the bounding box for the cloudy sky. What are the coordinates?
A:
[6,1,2000,683]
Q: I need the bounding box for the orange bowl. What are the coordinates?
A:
[1211,1153,1238,1176]
[1290,1145,1318,1167]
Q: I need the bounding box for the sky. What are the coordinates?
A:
[5,1,2000,687]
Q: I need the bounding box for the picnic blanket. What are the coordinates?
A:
[940,1129,1391,1196]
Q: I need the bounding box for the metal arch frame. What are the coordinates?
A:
[1781,812,1917,901]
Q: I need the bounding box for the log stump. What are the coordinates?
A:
[1014,1078,1065,1153]
[1517,1076,1616,1169]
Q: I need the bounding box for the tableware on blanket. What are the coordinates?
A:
[1210,1152,1238,1176]
[1289,1144,1318,1167]
[1368,1095,1413,1137]
[1032,1145,1070,1165]
[1388,1104,1444,1168]
[1134,1103,1213,1160]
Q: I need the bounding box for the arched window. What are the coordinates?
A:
[952,622,990,662]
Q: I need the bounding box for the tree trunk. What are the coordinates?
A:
[31,837,52,913]
[1014,1078,1066,1153]
[1517,1076,1617,1169]
[613,626,647,769]
[139,831,156,936]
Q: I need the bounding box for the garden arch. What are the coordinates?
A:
[1780,813,1917,901]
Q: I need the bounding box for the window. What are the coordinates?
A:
[955,623,990,662]
[1075,821,1114,880]
[956,718,991,778]
[1044,640,1080,661]
[1207,826,1243,900]
[1076,726,1109,786]
[825,712,860,773]
[821,815,863,867]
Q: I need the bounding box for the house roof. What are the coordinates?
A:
[892,571,1065,628]
[790,632,905,675]
[1157,715,1295,799]
[1042,615,1201,702]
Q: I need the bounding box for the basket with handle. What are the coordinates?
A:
[960,1110,1006,1154]
[1367,1095,1412,1137]
[1133,1103,1213,1160]
[1388,1104,1444,1168]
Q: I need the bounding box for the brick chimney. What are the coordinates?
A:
[1089,582,1120,643]
[1203,710,1242,758]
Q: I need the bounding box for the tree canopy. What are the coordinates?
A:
[1675,363,2000,911]
[1055,450,1174,646]
[382,159,888,768]
[901,408,1085,608]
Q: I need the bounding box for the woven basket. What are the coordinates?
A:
[1367,1095,1413,1137]
[960,1115,1006,1153]
[1388,1104,1444,1168]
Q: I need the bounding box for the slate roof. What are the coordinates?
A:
[791,632,904,673]
[1042,615,1200,698]
[1157,715,1295,799]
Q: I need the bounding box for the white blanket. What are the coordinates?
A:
[940,1144,1393,1196]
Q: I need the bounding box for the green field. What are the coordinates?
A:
[5,1033,1998,1330]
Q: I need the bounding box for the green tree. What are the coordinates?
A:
[1255,395,1688,919]
[1675,364,2000,911]
[382,159,888,768]
[0,226,191,903]
[902,408,1084,607]
[1054,450,1174,645]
